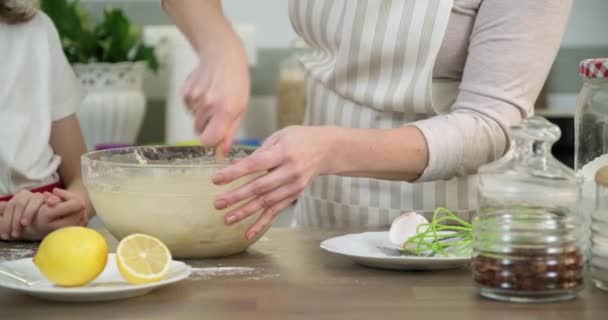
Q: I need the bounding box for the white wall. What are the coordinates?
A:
[84,0,606,49]
[561,0,608,47]
[223,0,608,48]
[222,0,296,48]
[82,0,297,49]
[175,0,608,49]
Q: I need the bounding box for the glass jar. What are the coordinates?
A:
[591,166,608,291]
[575,58,608,171]
[473,116,585,303]
[276,38,309,129]
[574,58,608,266]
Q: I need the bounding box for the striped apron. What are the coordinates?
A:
[289,0,476,229]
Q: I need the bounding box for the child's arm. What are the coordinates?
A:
[1,115,91,241]
[17,115,91,240]
[48,114,93,219]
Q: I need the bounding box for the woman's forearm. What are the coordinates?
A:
[322,126,429,181]
[162,0,241,55]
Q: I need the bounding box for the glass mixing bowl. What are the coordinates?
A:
[82,145,263,258]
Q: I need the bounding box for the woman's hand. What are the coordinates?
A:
[183,43,250,155]
[213,126,336,239]
[163,0,249,154]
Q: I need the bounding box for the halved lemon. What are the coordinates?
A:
[116,233,172,284]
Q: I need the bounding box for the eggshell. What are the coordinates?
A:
[389,212,429,250]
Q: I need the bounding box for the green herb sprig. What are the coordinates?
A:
[402,208,473,257]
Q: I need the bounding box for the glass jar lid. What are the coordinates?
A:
[579,58,608,79]
[478,116,581,207]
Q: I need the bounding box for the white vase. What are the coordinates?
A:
[73,62,147,150]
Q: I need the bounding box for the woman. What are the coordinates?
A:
[0,0,92,240]
[163,0,572,238]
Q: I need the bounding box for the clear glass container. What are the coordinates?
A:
[573,58,608,266]
[81,146,263,259]
[276,38,309,129]
[575,58,608,171]
[473,116,585,303]
[591,166,608,291]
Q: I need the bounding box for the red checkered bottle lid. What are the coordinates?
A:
[579,58,608,79]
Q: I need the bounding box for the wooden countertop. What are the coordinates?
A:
[1,228,607,320]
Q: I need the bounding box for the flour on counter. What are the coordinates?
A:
[188,267,257,280]
[188,266,280,281]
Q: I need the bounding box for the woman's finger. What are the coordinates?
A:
[224,179,303,226]
[199,110,233,148]
[194,107,212,135]
[181,70,204,110]
[213,147,283,185]
[245,195,298,240]
[217,116,242,155]
[215,166,293,210]
[21,193,46,227]
[0,201,5,217]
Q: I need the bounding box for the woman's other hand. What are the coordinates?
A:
[164,0,250,155]
[184,48,250,155]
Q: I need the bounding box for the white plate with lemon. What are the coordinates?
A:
[0,228,191,302]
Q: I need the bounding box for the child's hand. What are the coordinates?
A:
[43,188,88,227]
[0,190,49,240]
[23,189,88,240]
[0,189,87,241]
[43,191,62,207]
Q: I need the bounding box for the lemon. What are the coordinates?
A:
[34,227,108,287]
[116,233,171,284]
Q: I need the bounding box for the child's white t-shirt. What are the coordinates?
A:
[0,12,84,196]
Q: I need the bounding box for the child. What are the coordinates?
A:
[0,0,92,241]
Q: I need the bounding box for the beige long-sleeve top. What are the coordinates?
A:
[290,0,572,227]
[414,0,572,181]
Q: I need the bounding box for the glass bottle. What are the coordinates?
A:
[575,58,608,171]
[591,166,608,291]
[473,116,585,303]
[574,58,608,266]
[276,38,309,129]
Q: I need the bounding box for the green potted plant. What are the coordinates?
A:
[41,0,158,150]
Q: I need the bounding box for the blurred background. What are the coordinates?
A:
[58,0,608,167]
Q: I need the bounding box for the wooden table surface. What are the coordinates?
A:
[1,228,607,320]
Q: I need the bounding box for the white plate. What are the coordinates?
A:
[320,232,471,270]
[0,254,191,302]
